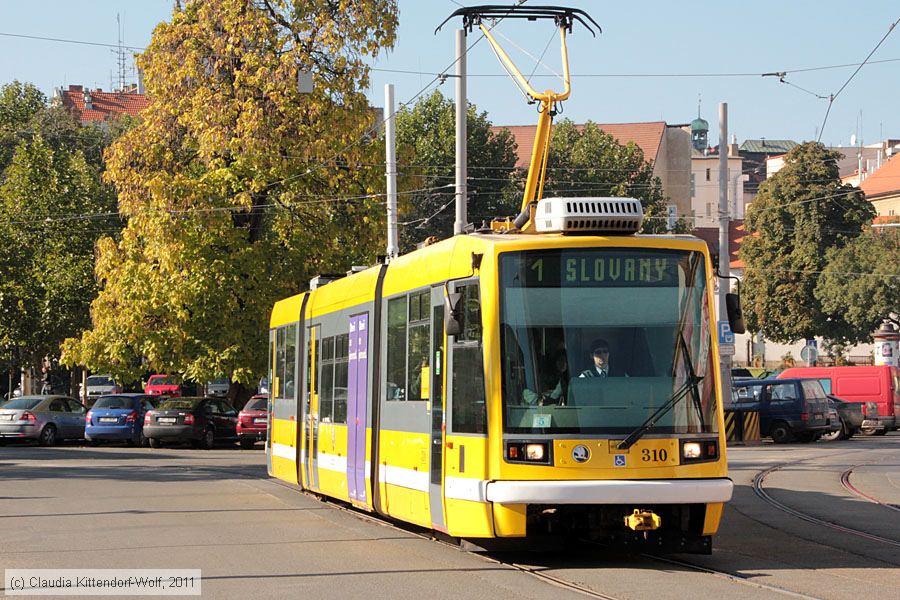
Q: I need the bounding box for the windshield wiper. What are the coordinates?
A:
[617,333,704,450]
[617,374,704,450]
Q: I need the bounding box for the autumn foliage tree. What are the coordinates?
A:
[62,0,398,391]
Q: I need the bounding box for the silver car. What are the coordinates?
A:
[81,374,121,406]
[206,378,230,398]
[0,395,87,446]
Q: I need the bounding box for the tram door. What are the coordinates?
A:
[346,313,369,504]
[304,325,320,490]
[429,286,446,530]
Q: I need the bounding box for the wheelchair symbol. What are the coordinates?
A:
[614,455,626,467]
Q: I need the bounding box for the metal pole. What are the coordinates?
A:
[384,84,399,260]
[454,28,468,236]
[718,103,733,395]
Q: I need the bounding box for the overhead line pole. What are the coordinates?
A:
[454,28,468,236]
[385,84,399,260]
[718,102,733,397]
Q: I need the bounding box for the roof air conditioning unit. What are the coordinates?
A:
[534,197,644,234]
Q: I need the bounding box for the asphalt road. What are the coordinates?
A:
[1,433,897,600]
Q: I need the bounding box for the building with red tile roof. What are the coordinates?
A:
[54,85,149,125]
[691,220,746,271]
[860,152,900,218]
[491,121,692,219]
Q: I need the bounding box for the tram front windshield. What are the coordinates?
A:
[499,248,717,435]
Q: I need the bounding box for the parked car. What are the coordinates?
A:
[777,365,899,435]
[81,374,122,406]
[0,395,86,446]
[821,395,866,441]
[144,374,181,398]
[85,394,158,446]
[731,378,833,443]
[820,401,843,441]
[237,394,269,449]
[206,378,230,398]
[144,397,238,449]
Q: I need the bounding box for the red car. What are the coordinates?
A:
[237,394,268,449]
[144,374,181,397]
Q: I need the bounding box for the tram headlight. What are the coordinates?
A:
[679,439,719,463]
[682,442,702,459]
[506,441,551,464]
[525,443,545,461]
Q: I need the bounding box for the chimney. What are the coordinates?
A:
[83,89,92,111]
[137,68,145,94]
[69,85,83,92]
[760,137,766,148]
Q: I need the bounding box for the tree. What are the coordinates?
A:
[0,81,47,171]
[0,136,117,367]
[62,0,398,392]
[542,119,682,233]
[815,228,900,338]
[740,142,875,343]
[394,90,518,250]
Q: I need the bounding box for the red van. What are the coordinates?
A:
[777,365,899,435]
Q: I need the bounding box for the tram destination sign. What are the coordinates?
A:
[502,250,695,288]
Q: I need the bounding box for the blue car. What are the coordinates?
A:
[85,394,158,446]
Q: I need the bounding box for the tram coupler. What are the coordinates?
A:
[624,509,661,532]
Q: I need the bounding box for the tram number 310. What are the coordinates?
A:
[642,449,668,462]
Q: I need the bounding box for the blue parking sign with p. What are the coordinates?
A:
[718,321,734,345]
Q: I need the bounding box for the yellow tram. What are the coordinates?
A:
[266,6,737,553]
[267,220,735,553]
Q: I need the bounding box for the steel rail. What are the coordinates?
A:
[640,554,824,600]
[840,466,900,513]
[268,475,817,599]
[263,478,622,599]
[754,464,900,548]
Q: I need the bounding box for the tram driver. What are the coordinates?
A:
[578,339,628,378]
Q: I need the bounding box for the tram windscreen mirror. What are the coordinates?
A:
[445,292,463,336]
[725,293,745,334]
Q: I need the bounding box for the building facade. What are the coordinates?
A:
[493,121,693,220]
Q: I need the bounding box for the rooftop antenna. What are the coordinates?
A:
[114,13,127,91]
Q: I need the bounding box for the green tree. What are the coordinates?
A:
[542,119,681,233]
[0,81,47,171]
[814,229,900,338]
[0,137,118,368]
[740,142,875,343]
[395,90,518,250]
[63,0,398,393]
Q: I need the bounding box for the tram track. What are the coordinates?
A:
[262,476,816,599]
[840,466,900,513]
[639,554,823,600]
[753,464,900,549]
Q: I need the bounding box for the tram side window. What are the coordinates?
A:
[283,324,297,400]
[386,296,408,401]
[451,284,487,433]
[407,291,430,401]
[306,327,318,414]
[333,333,349,423]
[268,329,275,401]
[275,327,286,399]
[319,336,335,422]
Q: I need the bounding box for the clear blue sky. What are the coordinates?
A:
[2,1,898,147]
